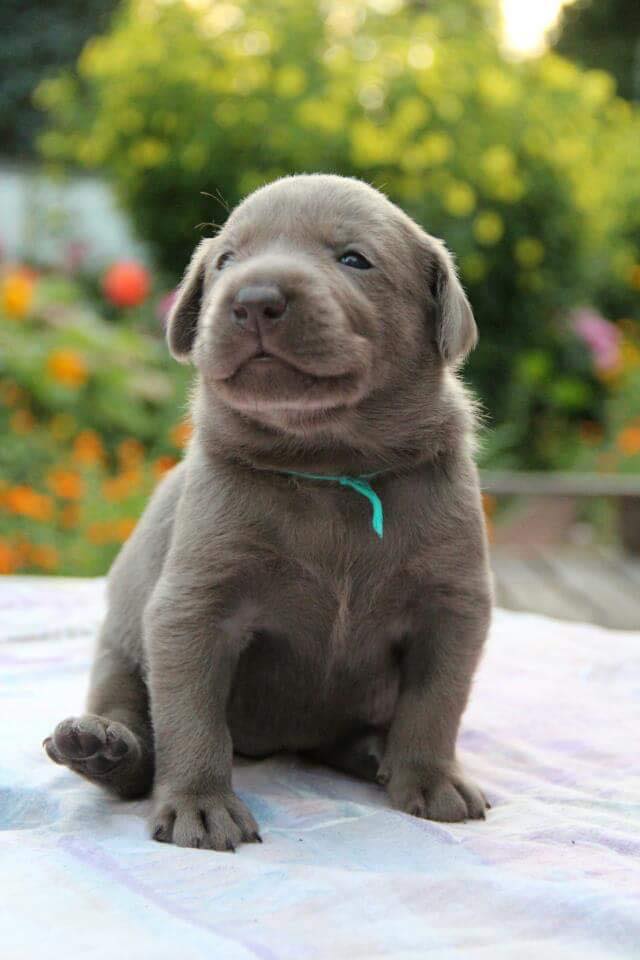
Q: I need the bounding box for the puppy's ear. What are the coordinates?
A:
[166,239,211,362]
[427,237,477,364]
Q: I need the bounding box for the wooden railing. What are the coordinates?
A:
[481,471,640,555]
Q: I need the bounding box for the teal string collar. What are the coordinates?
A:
[282,469,386,538]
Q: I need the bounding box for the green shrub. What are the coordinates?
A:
[36,0,640,466]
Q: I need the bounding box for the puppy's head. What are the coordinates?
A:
[167,175,476,439]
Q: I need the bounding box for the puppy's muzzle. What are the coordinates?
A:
[232,285,287,337]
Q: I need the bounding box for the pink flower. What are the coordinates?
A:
[64,241,89,274]
[157,289,177,328]
[572,308,621,372]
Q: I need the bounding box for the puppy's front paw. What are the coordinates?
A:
[150,787,261,851]
[384,762,488,823]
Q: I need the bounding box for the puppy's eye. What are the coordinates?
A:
[216,251,235,270]
[339,250,373,270]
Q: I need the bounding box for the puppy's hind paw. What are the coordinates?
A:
[43,714,136,778]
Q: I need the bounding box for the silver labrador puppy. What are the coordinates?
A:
[44,174,492,850]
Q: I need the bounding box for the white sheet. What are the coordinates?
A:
[1,577,639,959]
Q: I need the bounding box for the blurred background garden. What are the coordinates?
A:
[1,0,640,577]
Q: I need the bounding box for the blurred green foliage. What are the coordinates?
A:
[551,0,640,102]
[0,0,118,158]
[0,269,190,575]
[30,0,640,468]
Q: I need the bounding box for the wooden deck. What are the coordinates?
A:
[491,546,640,630]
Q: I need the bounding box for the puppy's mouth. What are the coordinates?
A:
[212,343,368,422]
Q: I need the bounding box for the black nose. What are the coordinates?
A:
[231,285,287,334]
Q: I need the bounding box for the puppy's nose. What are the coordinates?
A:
[231,285,287,334]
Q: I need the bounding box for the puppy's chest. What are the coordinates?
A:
[266,544,416,651]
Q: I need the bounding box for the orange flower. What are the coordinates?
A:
[0,539,16,574]
[102,469,142,502]
[47,349,89,388]
[47,468,84,500]
[117,438,144,468]
[114,518,136,542]
[87,521,108,545]
[73,430,105,465]
[87,518,136,544]
[4,486,53,521]
[10,409,35,434]
[29,544,59,572]
[1,269,35,319]
[170,420,193,449]
[0,380,26,407]
[153,455,178,480]
[481,493,496,518]
[60,503,80,529]
[10,537,32,567]
[103,261,150,308]
[617,426,640,457]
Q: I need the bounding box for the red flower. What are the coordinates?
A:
[103,261,150,308]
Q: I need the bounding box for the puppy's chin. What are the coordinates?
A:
[208,354,368,433]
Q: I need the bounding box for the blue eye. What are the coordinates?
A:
[339,250,373,270]
[216,251,235,270]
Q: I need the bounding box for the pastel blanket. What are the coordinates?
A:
[1,577,638,959]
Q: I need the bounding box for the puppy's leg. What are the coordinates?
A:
[144,582,260,852]
[305,731,385,783]
[380,602,490,822]
[44,636,154,799]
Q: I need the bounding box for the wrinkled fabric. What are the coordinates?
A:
[1,576,638,960]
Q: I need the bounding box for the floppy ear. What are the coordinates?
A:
[166,239,211,362]
[428,237,477,364]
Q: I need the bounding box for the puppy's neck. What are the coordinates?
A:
[191,372,475,477]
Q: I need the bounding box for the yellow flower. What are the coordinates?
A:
[47,349,89,388]
[473,212,504,246]
[478,68,516,107]
[628,265,640,291]
[461,252,487,283]
[515,237,545,268]
[444,182,476,217]
[274,66,306,98]
[481,145,515,180]
[419,132,452,166]
[1,269,35,319]
[620,340,640,371]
